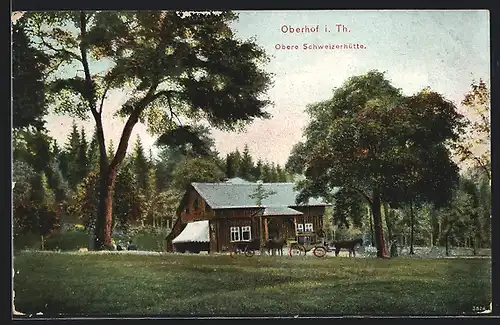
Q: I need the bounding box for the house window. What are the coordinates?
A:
[241,226,251,241]
[205,204,211,212]
[305,223,314,233]
[193,199,199,210]
[230,227,240,242]
[296,223,304,233]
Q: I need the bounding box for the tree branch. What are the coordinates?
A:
[110,86,158,170]
[78,11,108,167]
[78,11,98,118]
[37,27,81,63]
[349,185,373,205]
[459,146,491,180]
[98,72,117,115]
[166,92,182,126]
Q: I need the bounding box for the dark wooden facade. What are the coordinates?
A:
[166,186,328,253]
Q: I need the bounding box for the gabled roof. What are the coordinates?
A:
[191,182,338,209]
[263,206,303,216]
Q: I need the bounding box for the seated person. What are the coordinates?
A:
[127,240,137,251]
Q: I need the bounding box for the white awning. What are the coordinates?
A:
[172,220,210,244]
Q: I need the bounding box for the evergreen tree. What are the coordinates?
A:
[276,164,288,182]
[231,150,242,177]
[132,136,150,193]
[270,163,279,182]
[107,139,115,161]
[261,162,272,182]
[65,121,81,190]
[87,128,100,172]
[17,172,60,250]
[252,159,264,181]
[76,127,89,185]
[113,162,145,231]
[71,172,100,231]
[225,153,235,179]
[240,144,254,181]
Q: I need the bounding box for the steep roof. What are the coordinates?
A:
[263,206,303,216]
[191,182,338,209]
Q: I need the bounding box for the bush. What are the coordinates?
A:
[13,232,43,251]
[44,231,89,251]
[115,226,169,251]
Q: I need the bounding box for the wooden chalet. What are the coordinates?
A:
[166,178,338,253]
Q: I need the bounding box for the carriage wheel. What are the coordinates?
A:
[313,246,327,258]
[289,245,306,257]
[244,246,255,257]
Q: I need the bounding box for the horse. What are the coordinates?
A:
[332,238,363,257]
[265,238,287,256]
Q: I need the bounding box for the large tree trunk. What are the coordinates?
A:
[445,230,451,256]
[368,206,375,246]
[382,201,393,248]
[370,190,387,258]
[437,220,442,246]
[95,166,118,249]
[93,97,149,249]
[409,200,415,255]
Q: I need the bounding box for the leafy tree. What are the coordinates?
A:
[13,161,38,240]
[24,11,273,249]
[171,157,226,191]
[438,185,474,256]
[113,162,146,231]
[286,71,464,258]
[475,172,491,247]
[13,129,53,174]
[331,188,364,229]
[14,172,60,250]
[70,172,100,232]
[454,79,490,180]
[13,129,71,205]
[156,125,216,158]
[12,19,50,131]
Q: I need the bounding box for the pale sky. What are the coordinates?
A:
[44,10,490,166]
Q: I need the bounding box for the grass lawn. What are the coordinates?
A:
[13,252,491,316]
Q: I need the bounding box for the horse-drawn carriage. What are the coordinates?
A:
[229,234,363,258]
[229,231,330,258]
